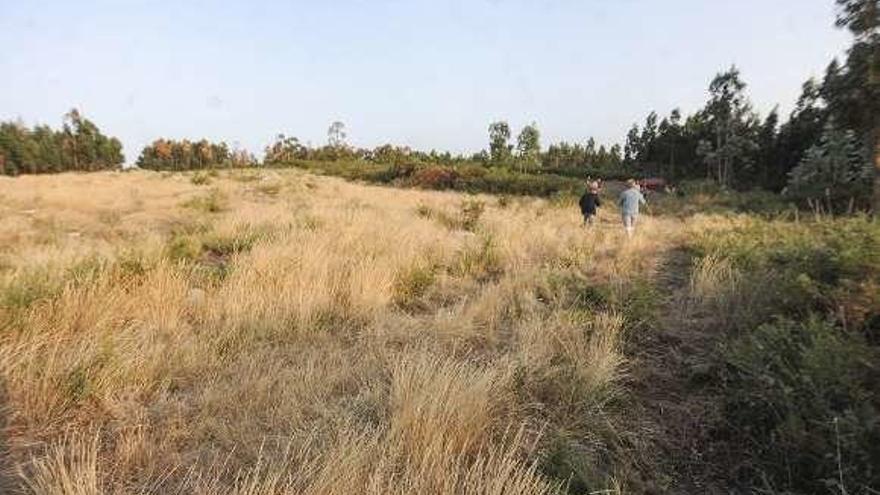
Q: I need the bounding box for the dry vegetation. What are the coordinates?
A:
[0,169,688,494]
[6,170,876,493]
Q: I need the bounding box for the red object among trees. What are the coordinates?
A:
[639,177,668,192]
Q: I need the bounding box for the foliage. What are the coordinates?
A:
[691,217,880,492]
[622,22,879,199]
[182,188,228,213]
[0,109,124,175]
[410,166,459,189]
[516,123,541,172]
[698,67,760,188]
[281,159,587,198]
[264,133,308,163]
[327,120,347,148]
[786,125,872,212]
[137,138,254,170]
[488,121,513,165]
[543,140,623,171]
[833,0,880,212]
[721,317,880,493]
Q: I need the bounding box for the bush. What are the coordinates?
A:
[1,268,58,311]
[691,217,880,329]
[392,263,437,310]
[410,166,459,189]
[190,172,212,185]
[690,217,880,492]
[277,159,588,198]
[182,188,227,213]
[720,317,880,492]
[166,235,201,262]
[452,235,502,281]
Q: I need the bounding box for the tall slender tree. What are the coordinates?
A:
[488,121,512,165]
[836,0,880,212]
[516,123,541,172]
[698,67,759,187]
[327,121,347,148]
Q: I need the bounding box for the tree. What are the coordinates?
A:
[835,0,880,212]
[699,67,759,187]
[488,121,512,165]
[137,138,237,170]
[265,134,307,163]
[62,109,81,170]
[755,108,780,189]
[786,124,872,212]
[664,109,683,178]
[640,111,659,164]
[516,123,541,172]
[624,124,641,164]
[609,144,623,165]
[0,110,123,175]
[772,79,830,190]
[328,121,347,148]
[585,137,597,163]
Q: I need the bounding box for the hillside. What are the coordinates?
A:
[1,170,878,494]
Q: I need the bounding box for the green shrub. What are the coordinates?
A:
[451,235,502,281]
[690,217,880,492]
[540,435,604,494]
[1,269,58,310]
[201,225,271,257]
[191,172,212,185]
[392,263,437,310]
[2,257,109,312]
[116,255,149,280]
[182,188,227,213]
[277,159,589,198]
[166,235,201,262]
[719,317,880,492]
[691,217,880,329]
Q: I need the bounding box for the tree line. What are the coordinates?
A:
[136,139,256,170]
[263,122,478,167]
[2,0,877,211]
[0,109,124,175]
[621,0,879,211]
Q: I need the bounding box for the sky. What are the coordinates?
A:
[0,0,852,163]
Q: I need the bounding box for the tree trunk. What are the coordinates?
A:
[874,126,880,215]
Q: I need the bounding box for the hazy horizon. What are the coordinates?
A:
[1,0,851,163]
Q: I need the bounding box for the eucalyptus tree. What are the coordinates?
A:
[488,121,512,165]
[516,123,541,172]
[835,0,880,212]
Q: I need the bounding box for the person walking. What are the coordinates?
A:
[618,179,646,236]
[579,181,602,227]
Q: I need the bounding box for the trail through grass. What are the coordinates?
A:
[2,170,877,493]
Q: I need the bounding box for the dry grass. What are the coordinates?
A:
[0,170,685,493]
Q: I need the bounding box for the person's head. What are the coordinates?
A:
[626,179,637,189]
[589,181,600,193]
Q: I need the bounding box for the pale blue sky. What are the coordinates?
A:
[1,0,850,163]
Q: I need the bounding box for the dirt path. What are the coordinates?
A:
[625,246,731,493]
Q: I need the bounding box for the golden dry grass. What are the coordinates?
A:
[0,169,684,493]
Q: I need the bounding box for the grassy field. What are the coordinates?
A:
[1,169,878,494]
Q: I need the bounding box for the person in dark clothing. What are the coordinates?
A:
[579,181,601,226]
